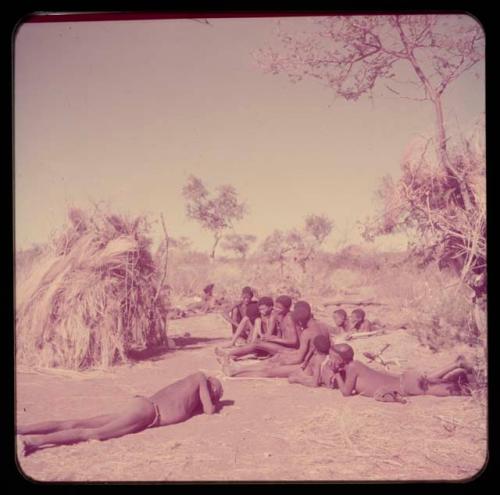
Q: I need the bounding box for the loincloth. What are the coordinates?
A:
[372,369,428,402]
[134,395,161,428]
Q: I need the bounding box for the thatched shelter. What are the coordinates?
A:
[16,208,169,369]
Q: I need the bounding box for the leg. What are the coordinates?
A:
[17,414,117,435]
[230,308,241,335]
[223,361,300,378]
[228,317,252,346]
[220,341,283,360]
[21,398,155,456]
[426,355,474,383]
[425,383,460,397]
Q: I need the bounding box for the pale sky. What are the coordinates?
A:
[14,15,485,254]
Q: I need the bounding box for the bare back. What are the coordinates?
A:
[347,361,400,396]
[148,373,208,426]
[277,319,330,365]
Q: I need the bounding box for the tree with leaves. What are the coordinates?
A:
[182,176,246,258]
[261,214,333,275]
[221,233,257,259]
[256,14,484,210]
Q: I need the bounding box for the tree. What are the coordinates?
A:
[182,176,246,258]
[221,233,257,259]
[255,14,484,210]
[261,215,333,275]
[261,230,294,277]
[290,214,334,272]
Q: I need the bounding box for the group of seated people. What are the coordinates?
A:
[17,286,476,457]
[215,286,475,404]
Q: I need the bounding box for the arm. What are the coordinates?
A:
[263,318,299,347]
[333,366,358,397]
[249,318,262,342]
[277,331,311,365]
[360,320,373,332]
[223,305,241,327]
[264,313,279,337]
[198,375,217,415]
[289,357,321,387]
[300,347,315,370]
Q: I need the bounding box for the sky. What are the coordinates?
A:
[14,14,485,254]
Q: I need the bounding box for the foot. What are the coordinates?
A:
[19,436,37,457]
[222,361,238,377]
[214,347,226,358]
[215,349,231,367]
[456,355,474,373]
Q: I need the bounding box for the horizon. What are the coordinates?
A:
[14,14,485,256]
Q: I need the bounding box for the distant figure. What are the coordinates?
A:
[225,286,256,335]
[349,309,373,332]
[186,283,216,315]
[214,295,299,361]
[18,372,224,456]
[329,343,474,402]
[220,301,331,377]
[226,296,275,346]
[332,309,350,334]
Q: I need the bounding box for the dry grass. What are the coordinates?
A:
[16,208,169,370]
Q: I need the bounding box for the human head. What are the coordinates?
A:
[275,295,292,315]
[333,309,347,326]
[313,334,331,355]
[203,283,215,295]
[350,308,366,326]
[258,296,274,317]
[241,286,254,304]
[330,343,355,370]
[207,376,224,403]
[291,301,312,328]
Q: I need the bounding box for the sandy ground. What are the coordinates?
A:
[16,309,487,482]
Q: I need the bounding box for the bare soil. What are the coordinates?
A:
[16,310,487,482]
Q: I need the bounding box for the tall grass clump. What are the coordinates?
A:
[16,208,169,370]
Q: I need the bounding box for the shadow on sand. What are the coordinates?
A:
[127,337,228,362]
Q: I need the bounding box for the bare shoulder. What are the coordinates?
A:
[188,371,207,383]
[349,361,363,373]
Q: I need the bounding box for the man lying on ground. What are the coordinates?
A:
[329,343,474,403]
[215,295,299,361]
[332,309,350,334]
[348,309,373,333]
[220,301,331,377]
[17,372,224,456]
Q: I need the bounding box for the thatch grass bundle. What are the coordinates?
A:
[16,208,169,369]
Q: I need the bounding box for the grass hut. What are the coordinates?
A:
[16,208,169,369]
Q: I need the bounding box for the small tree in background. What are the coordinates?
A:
[261,230,294,277]
[290,214,334,273]
[221,233,257,259]
[261,215,334,275]
[182,176,246,258]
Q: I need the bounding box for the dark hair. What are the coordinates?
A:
[313,335,331,354]
[351,308,365,320]
[258,296,274,308]
[291,301,312,326]
[333,309,347,319]
[276,295,292,310]
[332,343,354,362]
[241,286,254,297]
